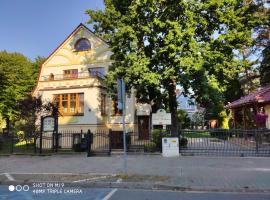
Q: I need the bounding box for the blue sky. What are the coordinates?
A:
[0,0,104,61]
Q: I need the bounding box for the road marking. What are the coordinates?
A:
[4,173,15,181]
[116,178,122,183]
[1,172,116,176]
[73,175,109,183]
[243,168,270,172]
[102,188,118,200]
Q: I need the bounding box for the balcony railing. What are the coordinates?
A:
[41,71,105,81]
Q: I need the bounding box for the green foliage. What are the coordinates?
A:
[182,131,210,138]
[16,131,25,141]
[177,109,191,129]
[260,46,270,86]
[191,111,205,128]
[144,142,157,152]
[0,51,34,121]
[0,51,46,133]
[87,0,265,129]
[15,95,59,134]
[152,129,170,151]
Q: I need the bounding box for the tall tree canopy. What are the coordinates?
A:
[259,5,270,86]
[87,0,264,132]
[0,51,42,131]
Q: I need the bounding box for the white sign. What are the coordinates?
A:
[162,137,179,157]
[137,104,151,116]
[152,109,171,125]
[43,117,55,132]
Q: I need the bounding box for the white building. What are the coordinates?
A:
[32,24,151,140]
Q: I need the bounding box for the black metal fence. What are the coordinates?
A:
[0,132,37,155]
[1,128,270,157]
[180,129,270,157]
[38,130,90,154]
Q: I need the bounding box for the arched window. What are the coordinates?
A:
[74,38,91,51]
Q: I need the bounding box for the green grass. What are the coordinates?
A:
[15,139,34,147]
[0,139,35,154]
[182,131,211,138]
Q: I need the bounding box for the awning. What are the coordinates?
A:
[226,85,270,109]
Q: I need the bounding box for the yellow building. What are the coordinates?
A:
[32,24,151,138]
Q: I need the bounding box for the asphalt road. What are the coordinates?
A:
[0,186,269,200]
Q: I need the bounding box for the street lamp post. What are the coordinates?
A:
[117,77,127,173]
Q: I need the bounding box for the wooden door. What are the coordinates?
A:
[138,116,150,140]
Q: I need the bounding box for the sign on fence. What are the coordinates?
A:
[152,109,171,125]
[43,116,55,132]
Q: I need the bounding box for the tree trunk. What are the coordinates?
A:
[168,79,178,136]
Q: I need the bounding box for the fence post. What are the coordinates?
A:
[159,129,162,152]
[34,131,37,154]
[255,130,259,154]
[55,131,59,153]
[39,116,43,154]
[87,129,92,157]
[52,131,55,152]
[109,129,112,155]
[11,131,14,154]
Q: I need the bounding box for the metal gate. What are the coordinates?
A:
[179,129,270,157]
[87,130,111,156]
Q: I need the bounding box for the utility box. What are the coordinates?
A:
[162,137,179,157]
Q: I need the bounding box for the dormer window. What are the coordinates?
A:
[74,38,91,51]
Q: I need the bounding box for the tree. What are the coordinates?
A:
[0,51,39,134]
[87,0,264,133]
[32,56,46,81]
[191,111,205,130]
[260,45,270,85]
[257,4,270,86]
[177,109,191,129]
[15,95,59,137]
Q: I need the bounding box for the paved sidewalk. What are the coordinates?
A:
[0,154,270,191]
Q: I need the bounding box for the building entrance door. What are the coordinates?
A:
[138,116,150,140]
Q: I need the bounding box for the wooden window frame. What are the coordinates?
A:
[54,93,84,116]
[63,69,78,80]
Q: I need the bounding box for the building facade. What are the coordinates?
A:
[32,24,151,136]
[176,89,198,118]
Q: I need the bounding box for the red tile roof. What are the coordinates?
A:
[226,85,270,108]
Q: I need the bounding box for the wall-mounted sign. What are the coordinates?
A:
[43,116,55,132]
[152,109,171,125]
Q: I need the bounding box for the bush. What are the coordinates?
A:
[144,142,157,152]
[152,129,170,151]
[17,131,25,141]
[180,138,188,147]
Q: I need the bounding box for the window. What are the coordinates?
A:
[186,100,195,109]
[113,100,122,115]
[101,94,106,115]
[75,38,91,51]
[53,93,84,115]
[88,67,105,77]
[62,94,68,113]
[63,69,78,79]
[70,94,76,113]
